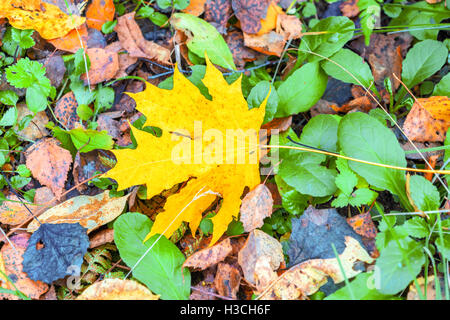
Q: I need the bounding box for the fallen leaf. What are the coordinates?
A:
[243,31,285,56]
[407,275,445,300]
[257,1,283,35]
[339,0,359,18]
[89,228,114,248]
[0,233,49,299]
[204,0,232,34]
[86,0,115,31]
[0,0,85,39]
[105,42,138,79]
[27,190,130,234]
[77,278,159,300]
[104,56,266,246]
[232,0,272,34]
[238,229,283,285]
[48,24,88,53]
[16,103,49,140]
[403,96,450,142]
[81,48,119,85]
[25,138,72,197]
[22,223,90,284]
[258,236,373,299]
[38,55,66,88]
[183,238,233,270]
[287,206,367,266]
[73,150,112,189]
[347,212,377,239]
[54,91,80,130]
[214,262,241,298]
[114,12,171,65]
[276,13,302,40]
[240,184,273,232]
[225,30,262,69]
[261,115,292,132]
[183,0,207,16]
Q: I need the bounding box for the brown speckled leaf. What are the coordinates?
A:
[183,238,233,270]
[232,0,272,34]
[214,262,241,299]
[54,91,80,130]
[238,229,283,285]
[205,0,233,34]
[77,279,159,300]
[27,190,129,234]
[403,96,450,142]
[225,30,262,69]
[240,184,273,232]
[81,48,119,85]
[0,233,49,300]
[25,138,72,197]
[114,12,171,65]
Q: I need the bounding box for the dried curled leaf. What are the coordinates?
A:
[104,56,266,245]
[77,279,160,300]
[27,191,130,234]
[240,184,273,232]
[0,0,85,39]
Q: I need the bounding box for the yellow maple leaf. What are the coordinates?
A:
[0,0,85,40]
[104,57,266,245]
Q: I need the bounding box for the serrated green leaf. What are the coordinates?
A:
[403,217,429,238]
[348,188,377,207]
[408,175,440,212]
[69,128,114,153]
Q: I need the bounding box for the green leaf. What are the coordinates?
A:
[170,13,236,70]
[247,81,278,124]
[433,73,449,96]
[11,28,35,49]
[435,237,450,260]
[357,0,381,46]
[69,128,114,153]
[325,272,400,300]
[348,188,377,207]
[101,20,117,34]
[76,104,94,121]
[0,107,17,126]
[16,164,31,178]
[275,175,308,215]
[26,84,48,113]
[300,114,339,153]
[401,40,448,90]
[297,16,354,64]
[114,212,191,300]
[10,176,31,189]
[338,112,411,211]
[408,175,440,212]
[94,86,115,114]
[403,217,429,238]
[375,237,426,294]
[73,49,91,77]
[277,62,327,116]
[321,49,374,88]
[157,0,189,10]
[335,158,358,195]
[0,90,19,106]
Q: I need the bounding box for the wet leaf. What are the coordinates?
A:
[22,223,90,284]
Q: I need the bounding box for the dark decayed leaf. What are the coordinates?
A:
[22,223,90,284]
[287,206,365,266]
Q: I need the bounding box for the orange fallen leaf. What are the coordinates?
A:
[243,31,285,56]
[86,0,115,31]
[48,24,88,53]
[0,233,49,300]
[54,91,80,130]
[25,138,72,197]
[81,48,119,85]
[27,190,130,234]
[403,96,450,142]
[276,13,303,40]
[0,0,85,39]
[77,279,159,300]
[232,0,272,34]
[347,212,377,239]
[257,1,283,36]
[238,229,284,285]
[183,238,233,270]
[240,184,273,232]
[114,12,171,65]
[104,56,266,246]
[183,0,207,16]
[339,0,359,18]
[105,41,138,79]
[424,154,440,181]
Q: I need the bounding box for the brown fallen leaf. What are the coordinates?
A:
[339,0,359,18]
[54,91,80,130]
[25,138,72,197]
[261,115,292,132]
[225,30,262,69]
[16,103,49,140]
[254,255,279,292]
[27,190,130,234]
[276,13,302,40]
[105,41,138,79]
[0,233,49,300]
[81,48,119,85]
[243,31,285,56]
[204,0,233,34]
[77,279,159,300]
[183,238,233,270]
[403,96,450,142]
[89,228,115,248]
[232,0,272,34]
[214,262,242,299]
[257,236,373,299]
[240,184,273,232]
[238,229,284,285]
[114,12,171,65]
